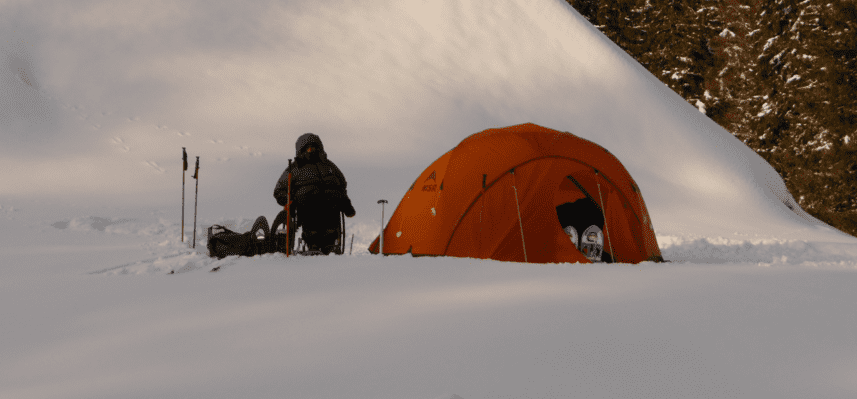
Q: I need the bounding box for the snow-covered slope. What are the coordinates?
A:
[1,0,849,243]
[2,0,856,398]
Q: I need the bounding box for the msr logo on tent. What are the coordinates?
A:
[425,171,436,182]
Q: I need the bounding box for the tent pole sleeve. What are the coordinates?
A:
[480,174,486,223]
[511,169,527,262]
[596,178,616,262]
[480,174,486,252]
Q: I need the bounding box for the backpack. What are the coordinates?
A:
[207,216,274,259]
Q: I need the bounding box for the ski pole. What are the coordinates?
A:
[192,156,199,249]
[181,147,187,242]
[377,199,387,255]
[350,234,354,255]
[286,159,292,257]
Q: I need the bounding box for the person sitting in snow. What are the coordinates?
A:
[274,133,356,254]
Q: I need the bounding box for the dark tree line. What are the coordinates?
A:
[566,0,857,237]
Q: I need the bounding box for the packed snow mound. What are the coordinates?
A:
[659,235,857,266]
[30,211,851,276]
[32,211,381,275]
[91,250,218,276]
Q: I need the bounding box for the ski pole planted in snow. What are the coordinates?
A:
[181,147,188,242]
[377,199,388,255]
[350,234,354,255]
[192,156,200,249]
[286,159,292,257]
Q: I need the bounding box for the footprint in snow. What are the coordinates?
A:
[111,137,130,152]
[174,261,199,273]
[1,204,22,219]
[89,216,125,231]
[176,131,191,137]
[51,221,69,229]
[210,139,224,144]
[144,161,166,173]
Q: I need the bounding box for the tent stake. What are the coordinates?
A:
[511,169,527,262]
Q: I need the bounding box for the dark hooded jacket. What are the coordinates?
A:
[274,133,355,219]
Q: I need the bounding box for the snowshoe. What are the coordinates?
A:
[580,225,604,262]
[207,216,271,259]
[563,225,579,249]
[270,209,296,255]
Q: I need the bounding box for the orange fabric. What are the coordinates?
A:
[368,123,662,264]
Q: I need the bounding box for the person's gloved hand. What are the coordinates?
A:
[343,198,356,218]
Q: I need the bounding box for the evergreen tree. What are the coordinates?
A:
[565,0,857,237]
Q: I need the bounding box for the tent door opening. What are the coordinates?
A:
[556,197,611,263]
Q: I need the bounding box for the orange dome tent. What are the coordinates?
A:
[368,123,663,264]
